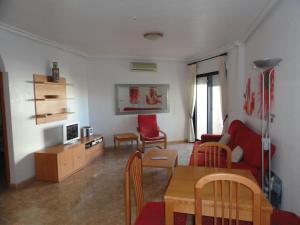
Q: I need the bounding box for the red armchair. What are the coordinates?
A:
[137,114,167,152]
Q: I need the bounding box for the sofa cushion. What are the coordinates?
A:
[136,202,187,225]
[231,145,244,163]
[227,120,247,149]
[271,209,300,225]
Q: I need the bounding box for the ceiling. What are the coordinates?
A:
[0,0,271,60]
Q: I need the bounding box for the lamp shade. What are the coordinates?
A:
[253,58,282,70]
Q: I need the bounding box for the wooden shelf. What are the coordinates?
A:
[36,112,75,118]
[33,98,74,101]
[33,74,73,124]
[32,81,73,86]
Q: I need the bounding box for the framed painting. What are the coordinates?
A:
[115,84,169,115]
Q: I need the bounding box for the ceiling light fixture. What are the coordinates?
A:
[143,32,164,40]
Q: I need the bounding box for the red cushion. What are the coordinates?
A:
[227,120,246,149]
[201,134,222,142]
[138,114,159,138]
[135,202,187,225]
[202,216,252,225]
[271,209,300,225]
[143,135,165,141]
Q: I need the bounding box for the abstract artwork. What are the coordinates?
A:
[243,69,275,119]
[115,84,169,115]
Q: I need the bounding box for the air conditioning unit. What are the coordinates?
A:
[130,62,157,72]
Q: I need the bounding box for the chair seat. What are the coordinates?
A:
[135,202,187,225]
[202,216,252,225]
[271,209,300,225]
[143,135,166,141]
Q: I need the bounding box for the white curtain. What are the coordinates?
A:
[187,64,197,142]
[218,56,228,133]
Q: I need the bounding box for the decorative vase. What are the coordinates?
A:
[51,62,60,82]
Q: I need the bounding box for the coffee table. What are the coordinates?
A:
[113,133,138,150]
[142,149,178,177]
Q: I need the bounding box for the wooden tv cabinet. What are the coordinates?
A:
[35,134,104,182]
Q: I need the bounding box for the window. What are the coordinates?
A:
[194,71,223,140]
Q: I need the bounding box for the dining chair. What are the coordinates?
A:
[137,114,167,152]
[195,172,262,225]
[193,142,232,169]
[125,151,186,225]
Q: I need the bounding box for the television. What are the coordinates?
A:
[63,122,80,144]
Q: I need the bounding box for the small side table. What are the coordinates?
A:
[114,133,139,150]
[142,149,178,178]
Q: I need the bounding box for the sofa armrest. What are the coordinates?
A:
[201,134,222,142]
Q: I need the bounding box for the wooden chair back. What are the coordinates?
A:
[193,142,232,169]
[195,173,261,225]
[125,151,144,225]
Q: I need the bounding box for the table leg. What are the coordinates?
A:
[261,210,271,225]
[165,200,174,225]
[114,138,116,150]
[118,140,120,150]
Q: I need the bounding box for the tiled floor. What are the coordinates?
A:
[0,143,193,225]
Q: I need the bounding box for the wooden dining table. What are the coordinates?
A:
[164,166,273,225]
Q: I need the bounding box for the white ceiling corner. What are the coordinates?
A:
[0,0,273,61]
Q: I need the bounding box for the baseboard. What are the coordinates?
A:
[9,176,35,190]
[104,139,188,151]
[168,139,188,144]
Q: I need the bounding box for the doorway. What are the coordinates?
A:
[0,71,10,190]
[194,71,223,140]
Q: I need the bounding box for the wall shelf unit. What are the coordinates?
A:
[33,74,73,124]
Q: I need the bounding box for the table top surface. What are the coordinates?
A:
[142,149,178,168]
[114,133,138,139]
[164,166,272,212]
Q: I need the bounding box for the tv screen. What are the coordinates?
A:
[67,124,79,141]
[63,122,80,144]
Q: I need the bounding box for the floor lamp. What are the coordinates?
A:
[253,58,281,200]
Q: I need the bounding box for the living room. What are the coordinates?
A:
[0,0,299,225]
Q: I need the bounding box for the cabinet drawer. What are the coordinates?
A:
[73,145,85,170]
[85,143,104,164]
[58,150,74,180]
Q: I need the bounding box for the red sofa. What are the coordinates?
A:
[189,120,276,186]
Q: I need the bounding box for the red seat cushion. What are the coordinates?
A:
[271,209,300,225]
[143,135,165,141]
[135,202,187,225]
[202,216,252,225]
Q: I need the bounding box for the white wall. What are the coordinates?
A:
[0,28,90,184]
[244,0,300,214]
[86,59,188,146]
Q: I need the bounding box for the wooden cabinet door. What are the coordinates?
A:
[58,149,74,180]
[73,145,85,171]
